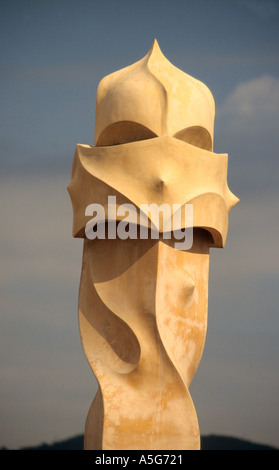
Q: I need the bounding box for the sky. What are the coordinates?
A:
[0,0,279,449]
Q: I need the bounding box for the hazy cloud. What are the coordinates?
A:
[219,75,279,126]
[214,75,279,198]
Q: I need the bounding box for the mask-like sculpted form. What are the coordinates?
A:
[68,40,238,450]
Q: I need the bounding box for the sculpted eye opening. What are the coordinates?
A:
[173,126,213,151]
[96,121,158,146]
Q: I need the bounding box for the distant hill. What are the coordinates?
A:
[3,434,275,451]
[200,435,277,451]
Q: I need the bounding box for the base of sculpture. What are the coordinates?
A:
[79,231,210,450]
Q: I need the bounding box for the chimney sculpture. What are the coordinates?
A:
[68,40,238,450]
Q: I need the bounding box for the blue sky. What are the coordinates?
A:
[1,0,279,449]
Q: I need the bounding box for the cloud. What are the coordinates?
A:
[219,75,279,125]
[215,74,279,184]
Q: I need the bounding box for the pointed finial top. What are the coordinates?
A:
[95,40,215,149]
[146,38,167,64]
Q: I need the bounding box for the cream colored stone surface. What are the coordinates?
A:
[68,40,238,450]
